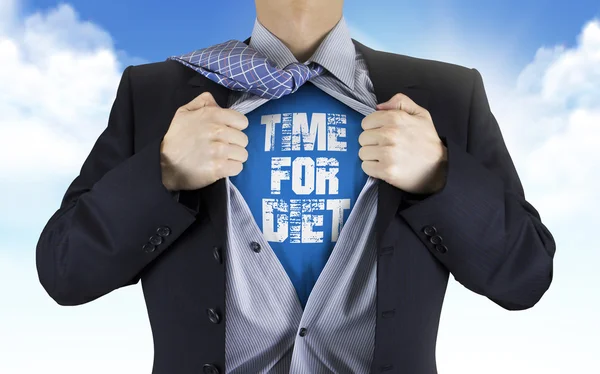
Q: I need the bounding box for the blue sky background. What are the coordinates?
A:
[16,0,600,70]
[1,0,600,373]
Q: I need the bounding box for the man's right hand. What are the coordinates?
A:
[160,92,249,191]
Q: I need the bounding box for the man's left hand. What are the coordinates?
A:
[359,93,448,195]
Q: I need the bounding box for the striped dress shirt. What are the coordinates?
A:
[223,16,380,373]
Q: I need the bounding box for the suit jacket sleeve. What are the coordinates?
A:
[36,66,199,306]
[399,68,556,310]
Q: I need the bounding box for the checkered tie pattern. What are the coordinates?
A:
[167,40,325,100]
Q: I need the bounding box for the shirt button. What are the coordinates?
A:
[156,226,171,237]
[299,327,307,337]
[206,308,221,324]
[213,246,223,264]
[149,235,163,246]
[250,241,261,253]
[142,243,156,253]
[202,364,220,374]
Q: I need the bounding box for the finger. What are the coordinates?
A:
[213,125,249,148]
[376,93,426,116]
[219,159,244,178]
[358,145,382,161]
[361,160,385,180]
[223,143,249,163]
[361,110,387,131]
[215,108,249,131]
[361,109,409,130]
[358,128,396,146]
[201,107,249,131]
[181,91,219,111]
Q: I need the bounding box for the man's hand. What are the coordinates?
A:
[359,93,448,195]
[160,92,249,191]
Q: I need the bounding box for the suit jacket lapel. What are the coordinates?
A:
[171,75,230,240]
[353,39,431,246]
[172,37,431,250]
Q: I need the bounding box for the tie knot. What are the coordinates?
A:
[284,61,324,92]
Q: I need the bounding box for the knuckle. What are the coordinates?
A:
[201,105,217,118]
[379,146,391,160]
[211,124,225,138]
[208,162,222,181]
[199,91,213,100]
[209,142,226,158]
[397,110,410,122]
[216,142,228,157]
[385,110,402,125]
[383,126,400,141]
[203,122,217,138]
[383,146,397,162]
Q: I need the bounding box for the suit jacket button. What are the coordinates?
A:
[429,235,443,245]
[203,364,220,374]
[206,308,221,324]
[156,226,171,237]
[422,225,437,236]
[213,246,223,264]
[435,244,448,253]
[149,235,163,246]
[142,243,156,253]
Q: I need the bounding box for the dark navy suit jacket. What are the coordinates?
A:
[36,38,556,374]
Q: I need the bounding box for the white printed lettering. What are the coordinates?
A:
[326,199,351,242]
[261,114,282,151]
[316,157,339,194]
[292,157,315,195]
[271,157,291,194]
[262,198,289,242]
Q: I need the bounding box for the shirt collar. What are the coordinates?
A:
[248,16,356,90]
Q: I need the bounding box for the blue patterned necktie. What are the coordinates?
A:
[167,40,325,100]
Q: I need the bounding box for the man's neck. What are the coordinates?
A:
[255,5,343,62]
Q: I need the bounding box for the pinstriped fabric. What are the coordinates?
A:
[225,17,378,114]
[224,178,378,373]
[221,17,380,373]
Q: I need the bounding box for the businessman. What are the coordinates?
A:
[36,0,556,373]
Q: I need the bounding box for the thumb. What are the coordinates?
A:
[181,91,220,112]
[376,93,423,116]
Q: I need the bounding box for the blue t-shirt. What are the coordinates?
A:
[230,82,367,308]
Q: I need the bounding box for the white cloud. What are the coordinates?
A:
[0,4,152,373]
[540,20,600,105]
[0,3,122,179]
[491,19,600,224]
